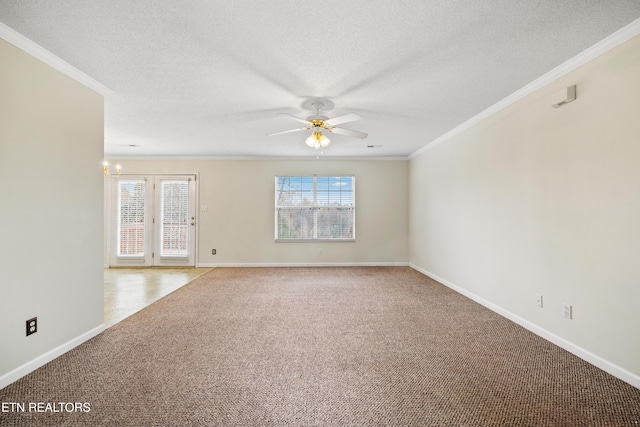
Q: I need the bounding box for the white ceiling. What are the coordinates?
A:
[1,1,640,158]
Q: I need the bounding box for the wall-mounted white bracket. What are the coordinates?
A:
[552,85,576,108]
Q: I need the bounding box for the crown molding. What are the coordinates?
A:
[409,17,640,159]
[104,155,409,161]
[0,22,113,96]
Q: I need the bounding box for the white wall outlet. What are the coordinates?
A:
[562,303,572,319]
[535,294,543,308]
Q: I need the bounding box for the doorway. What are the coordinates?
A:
[108,175,197,267]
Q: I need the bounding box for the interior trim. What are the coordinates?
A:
[198,262,410,268]
[104,155,410,161]
[409,17,640,159]
[409,263,640,390]
[0,22,113,96]
[0,324,105,390]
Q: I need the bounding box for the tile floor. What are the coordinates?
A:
[104,267,212,327]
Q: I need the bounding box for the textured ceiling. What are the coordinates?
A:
[1,1,640,158]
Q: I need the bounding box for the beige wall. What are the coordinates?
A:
[0,39,104,381]
[105,159,409,266]
[409,34,640,383]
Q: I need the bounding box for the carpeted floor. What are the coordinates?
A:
[1,267,639,426]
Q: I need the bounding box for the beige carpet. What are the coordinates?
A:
[1,267,639,426]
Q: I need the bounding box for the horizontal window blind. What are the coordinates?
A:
[160,180,189,257]
[117,180,146,256]
[275,175,354,240]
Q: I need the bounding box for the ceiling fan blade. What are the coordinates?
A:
[266,127,308,136]
[278,113,311,125]
[324,113,361,126]
[329,127,368,139]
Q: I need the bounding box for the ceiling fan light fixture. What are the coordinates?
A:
[267,100,366,149]
[306,131,330,150]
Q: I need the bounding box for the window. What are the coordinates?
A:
[275,175,355,241]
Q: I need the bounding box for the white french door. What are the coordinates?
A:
[153,176,196,266]
[109,175,197,267]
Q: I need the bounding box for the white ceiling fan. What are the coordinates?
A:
[267,99,368,150]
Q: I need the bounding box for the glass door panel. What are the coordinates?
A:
[110,176,153,266]
[153,176,196,266]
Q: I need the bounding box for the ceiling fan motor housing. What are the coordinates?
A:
[308,117,330,128]
[266,98,367,141]
[307,115,329,121]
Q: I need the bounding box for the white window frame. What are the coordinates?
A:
[275,175,355,242]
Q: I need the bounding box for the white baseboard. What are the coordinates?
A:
[409,263,640,390]
[10,265,636,391]
[0,324,105,390]
[197,262,409,268]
